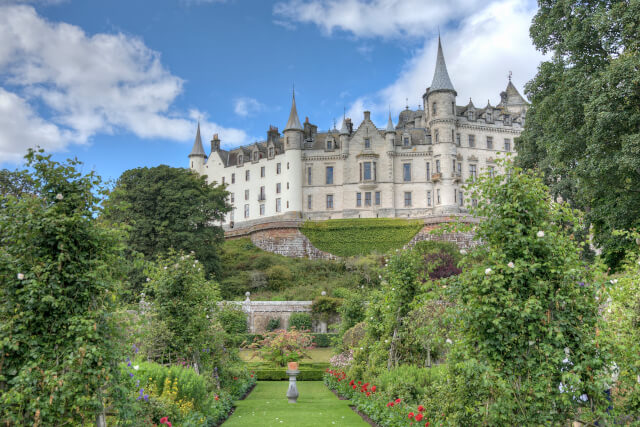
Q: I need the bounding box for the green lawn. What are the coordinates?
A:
[239,347,334,364]
[223,381,368,427]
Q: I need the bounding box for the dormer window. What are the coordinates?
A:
[327,139,333,150]
[238,154,243,166]
[486,112,492,122]
[253,151,259,162]
[403,135,410,147]
[364,138,370,149]
[268,146,275,158]
[468,110,474,121]
[504,115,511,125]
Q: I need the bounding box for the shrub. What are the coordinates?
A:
[311,333,338,348]
[266,317,281,331]
[288,312,312,331]
[337,289,366,335]
[216,303,248,335]
[311,296,342,322]
[375,365,445,405]
[247,329,315,366]
[342,322,367,349]
[253,367,326,381]
[266,264,293,290]
[422,251,461,279]
[301,218,424,257]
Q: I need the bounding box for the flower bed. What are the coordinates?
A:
[324,369,435,427]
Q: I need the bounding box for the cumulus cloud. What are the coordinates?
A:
[275,0,545,127]
[233,97,266,117]
[0,5,248,163]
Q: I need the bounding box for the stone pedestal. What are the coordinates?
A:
[286,369,300,403]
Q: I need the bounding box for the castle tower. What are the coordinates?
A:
[282,91,304,214]
[426,37,458,213]
[188,121,207,172]
[384,112,395,147]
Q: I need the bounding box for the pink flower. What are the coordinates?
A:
[160,417,168,424]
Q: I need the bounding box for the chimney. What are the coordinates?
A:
[211,134,220,152]
[364,111,371,121]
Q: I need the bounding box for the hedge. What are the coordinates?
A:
[253,367,326,381]
[300,218,424,257]
[240,333,338,348]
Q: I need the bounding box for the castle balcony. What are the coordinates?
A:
[452,172,462,182]
[431,173,442,182]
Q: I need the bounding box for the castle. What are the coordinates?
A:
[189,38,528,229]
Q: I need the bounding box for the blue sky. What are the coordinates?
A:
[0,0,544,182]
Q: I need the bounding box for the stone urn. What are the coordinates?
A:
[287,361,299,371]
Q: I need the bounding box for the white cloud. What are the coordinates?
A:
[282,0,544,126]
[233,97,266,117]
[0,5,249,163]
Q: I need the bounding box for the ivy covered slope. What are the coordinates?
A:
[300,218,424,257]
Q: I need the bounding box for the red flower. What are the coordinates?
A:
[349,380,354,386]
[167,423,172,427]
[353,385,356,389]
[371,385,377,392]
[214,395,219,401]
[408,412,415,419]
[395,398,402,404]
[425,422,430,427]
[233,377,238,380]
[366,392,371,396]
[418,405,425,412]
[250,374,254,378]
[415,413,424,421]
[160,417,168,424]
[357,381,361,385]
[390,402,395,407]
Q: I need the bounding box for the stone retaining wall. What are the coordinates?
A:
[225,300,334,334]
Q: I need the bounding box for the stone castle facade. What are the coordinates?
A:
[189,38,528,229]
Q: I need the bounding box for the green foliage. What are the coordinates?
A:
[288,312,312,331]
[216,303,248,335]
[265,264,293,290]
[103,165,230,277]
[252,368,326,381]
[448,161,609,424]
[375,365,446,405]
[342,322,367,349]
[311,296,342,322]
[337,289,366,336]
[0,168,36,206]
[0,150,125,424]
[311,333,338,348]
[300,218,424,257]
[266,318,281,331]
[142,251,222,369]
[517,0,640,268]
[247,329,315,367]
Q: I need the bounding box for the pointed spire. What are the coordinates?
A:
[385,111,394,132]
[339,117,349,135]
[284,89,303,131]
[189,121,206,157]
[430,36,455,93]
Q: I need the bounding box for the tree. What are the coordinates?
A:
[104,165,230,278]
[0,150,125,424]
[0,168,36,206]
[516,0,640,268]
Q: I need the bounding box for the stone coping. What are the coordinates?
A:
[222,301,312,305]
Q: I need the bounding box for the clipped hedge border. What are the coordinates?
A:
[300,218,424,257]
[254,368,326,381]
[241,333,338,348]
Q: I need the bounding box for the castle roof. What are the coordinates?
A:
[385,112,395,132]
[430,36,455,93]
[284,91,303,131]
[189,122,206,157]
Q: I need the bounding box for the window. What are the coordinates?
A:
[259,204,265,216]
[253,151,259,161]
[268,146,274,157]
[487,112,492,122]
[452,101,455,114]
[287,162,290,170]
[259,186,265,201]
[472,198,478,207]
[437,189,441,204]
[427,190,432,206]
[230,193,235,203]
[488,166,495,177]
[244,204,249,218]
[363,162,372,180]
[244,189,249,201]
[487,136,493,150]
[238,154,243,165]
[276,183,281,194]
[277,162,281,174]
[426,162,431,181]
[231,173,235,184]
[456,133,461,146]
[404,192,412,207]
[468,110,474,121]
[403,136,410,147]
[504,115,511,125]
[432,102,437,116]
[452,159,456,172]
[245,170,250,181]
[307,166,312,185]
[403,163,411,182]
[436,159,441,174]
[230,210,234,222]
[261,166,265,177]
[468,135,475,147]
[364,138,371,149]
[356,192,362,207]
[287,182,289,190]
[454,189,457,203]
[326,194,334,209]
[375,191,381,206]
[276,198,281,212]
[470,164,477,180]
[435,130,439,143]
[365,192,372,206]
[287,201,289,208]
[326,166,334,185]
[457,161,462,174]
[327,139,333,150]
[307,195,312,210]
[459,191,464,206]
[504,139,511,152]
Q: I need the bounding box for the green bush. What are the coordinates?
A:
[216,303,248,335]
[375,365,446,405]
[311,296,342,321]
[300,218,424,257]
[266,264,293,290]
[254,368,326,381]
[267,318,281,331]
[288,312,312,331]
[311,333,338,348]
[342,322,367,349]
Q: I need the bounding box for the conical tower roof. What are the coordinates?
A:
[430,36,455,93]
[189,122,206,157]
[339,118,349,135]
[284,91,303,131]
[385,112,395,132]
[505,80,527,105]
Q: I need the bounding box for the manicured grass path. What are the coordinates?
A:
[223,381,368,426]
